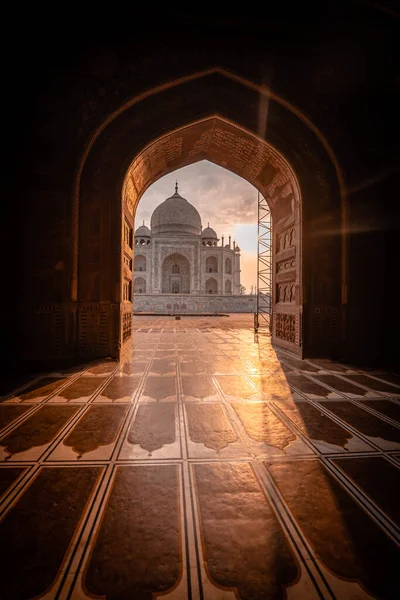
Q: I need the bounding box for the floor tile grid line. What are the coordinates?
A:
[0,402,93,466]
[110,342,160,462]
[221,400,282,459]
[2,367,89,405]
[34,358,144,463]
[28,365,134,464]
[0,403,42,438]
[33,361,115,404]
[321,372,397,399]
[206,376,267,457]
[207,376,258,457]
[306,399,388,453]
[0,361,105,401]
[265,401,326,457]
[297,359,360,374]
[353,372,400,390]
[0,463,39,517]
[183,461,205,600]
[269,377,345,403]
[385,453,400,469]
[176,357,191,461]
[58,463,115,600]
[240,372,301,402]
[285,371,400,426]
[44,362,122,405]
[62,462,190,600]
[177,462,198,600]
[337,397,400,429]
[269,400,371,457]
[295,371,394,402]
[391,454,400,467]
[182,399,252,461]
[240,368,311,402]
[321,457,400,545]
[0,374,45,402]
[38,403,112,464]
[187,463,222,600]
[252,460,335,600]
[33,464,109,600]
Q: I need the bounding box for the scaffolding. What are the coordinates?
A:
[254,191,272,334]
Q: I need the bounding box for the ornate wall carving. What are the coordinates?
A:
[134,294,256,313]
[276,283,296,303]
[275,313,296,343]
[160,246,193,260]
[276,226,296,253]
[277,258,296,273]
[122,311,132,343]
[78,303,109,356]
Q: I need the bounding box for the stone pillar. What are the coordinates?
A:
[234,250,241,294]
[222,248,225,294]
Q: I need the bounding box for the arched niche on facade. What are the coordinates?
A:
[76,70,344,360]
[134,254,146,272]
[225,279,232,294]
[206,278,218,294]
[225,258,232,274]
[206,256,218,274]
[134,277,146,293]
[162,253,190,294]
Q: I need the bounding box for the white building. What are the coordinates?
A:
[133,185,255,313]
[134,184,241,293]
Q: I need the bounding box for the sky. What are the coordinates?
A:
[135,160,258,293]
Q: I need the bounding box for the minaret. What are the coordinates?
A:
[234,245,241,295]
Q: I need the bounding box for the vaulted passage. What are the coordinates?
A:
[2,7,399,599]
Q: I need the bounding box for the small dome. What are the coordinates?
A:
[234,245,241,252]
[202,224,218,239]
[135,224,151,237]
[151,183,201,236]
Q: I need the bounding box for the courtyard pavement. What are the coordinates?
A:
[1,314,399,599]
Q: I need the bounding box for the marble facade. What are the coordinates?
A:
[133,185,242,308]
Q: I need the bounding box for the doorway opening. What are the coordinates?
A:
[76,72,344,362]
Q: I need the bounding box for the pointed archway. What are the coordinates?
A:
[72,70,344,360]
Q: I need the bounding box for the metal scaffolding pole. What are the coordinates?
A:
[255,191,272,334]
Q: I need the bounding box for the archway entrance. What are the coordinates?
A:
[162,252,191,294]
[76,70,344,361]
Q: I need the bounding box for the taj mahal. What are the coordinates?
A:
[133,184,255,313]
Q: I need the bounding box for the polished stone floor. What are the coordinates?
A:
[1,314,400,599]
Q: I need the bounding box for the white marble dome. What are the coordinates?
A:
[135,224,151,237]
[151,188,202,236]
[202,225,218,239]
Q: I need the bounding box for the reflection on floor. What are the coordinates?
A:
[1,314,399,599]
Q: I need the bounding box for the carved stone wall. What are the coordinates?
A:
[78,303,109,357]
[275,313,296,344]
[134,294,256,313]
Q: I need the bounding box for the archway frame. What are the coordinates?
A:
[75,68,346,360]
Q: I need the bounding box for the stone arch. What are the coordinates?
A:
[225,279,232,294]
[134,277,146,293]
[75,69,344,360]
[225,258,232,274]
[162,252,190,294]
[134,254,146,272]
[206,278,218,294]
[206,256,218,273]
